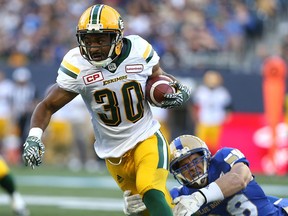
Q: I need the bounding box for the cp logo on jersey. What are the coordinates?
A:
[83,72,104,85]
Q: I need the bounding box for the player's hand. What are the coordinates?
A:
[123,190,146,215]
[172,192,205,216]
[22,136,45,169]
[161,81,191,109]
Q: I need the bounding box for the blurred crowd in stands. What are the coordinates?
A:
[1,0,288,71]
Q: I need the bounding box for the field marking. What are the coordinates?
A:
[0,195,123,211]
[1,175,287,212]
[15,175,288,196]
[16,176,117,188]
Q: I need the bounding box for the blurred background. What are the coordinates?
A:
[0,0,288,215]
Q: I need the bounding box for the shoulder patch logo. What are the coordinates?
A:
[107,63,117,71]
[83,71,104,85]
[125,64,144,73]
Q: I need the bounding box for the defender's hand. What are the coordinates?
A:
[172,192,205,216]
[123,190,146,215]
[161,81,191,109]
[22,136,45,169]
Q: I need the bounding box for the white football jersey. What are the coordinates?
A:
[56,35,161,158]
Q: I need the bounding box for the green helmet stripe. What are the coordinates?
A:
[90,4,103,24]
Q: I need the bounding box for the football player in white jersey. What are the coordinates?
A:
[22,4,190,216]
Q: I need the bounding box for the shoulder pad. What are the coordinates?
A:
[59,48,82,79]
[126,35,155,63]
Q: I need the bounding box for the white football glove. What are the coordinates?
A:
[22,136,45,169]
[172,192,205,216]
[123,190,146,216]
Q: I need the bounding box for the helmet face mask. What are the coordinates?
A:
[76,4,124,67]
[77,32,118,63]
[169,135,211,188]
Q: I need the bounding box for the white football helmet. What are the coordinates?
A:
[169,135,211,188]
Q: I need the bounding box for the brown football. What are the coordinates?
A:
[145,75,176,107]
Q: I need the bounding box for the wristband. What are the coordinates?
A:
[199,182,224,204]
[28,127,43,139]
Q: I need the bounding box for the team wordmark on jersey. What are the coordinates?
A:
[198,200,222,215]
[83,71,104,85]
[125,64,144,73]
[103,75,127,86]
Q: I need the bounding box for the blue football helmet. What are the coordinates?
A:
[169,135,211,188]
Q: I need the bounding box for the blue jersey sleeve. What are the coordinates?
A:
[207,147,249,182]
[170,148,285,215]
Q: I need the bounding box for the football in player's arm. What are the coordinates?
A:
[21,4,191,216]
[123,135,288,216]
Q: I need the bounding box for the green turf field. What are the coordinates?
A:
[0,165,287,216]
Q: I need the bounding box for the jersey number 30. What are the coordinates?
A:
[94,81,144,126]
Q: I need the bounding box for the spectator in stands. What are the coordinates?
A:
[0,71,21,164]
[0,71,13,147]
[0,0,277,69]
[11,67,38,151]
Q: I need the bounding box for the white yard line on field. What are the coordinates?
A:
[0,195,123,211]
[0,175,287,211]
[15,175,288,196]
